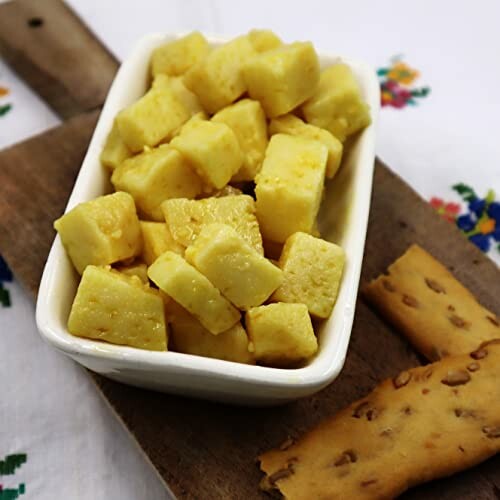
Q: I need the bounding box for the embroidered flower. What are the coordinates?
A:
[453,185,500,253]
[430,197,461,222]
[377,57,430,109]
[0,255,12,307]
[0,83,12,117]
[387,62,420,85]
[430,185,500,255]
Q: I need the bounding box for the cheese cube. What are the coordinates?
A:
[162,195,263,253]
[183,35,256,114]
[68,266,167,351]
[185,224,283,310]
[255,134,327,243]
[115,261,149,284]
[148,252,240,334]
[151,31,209,77]
[111,145,202,221]
[269,114,343,179]
[211,99,268,182]
[302,63,371,142]
[140,221,184,265]
[243,42,320,118]
[116,75,190,152]
[166,300,254,364]
[170,111,208,140]
[167,76,204,115]
[170,120,242,189]
[272,232,345,318]
[246,303,317,367]
[100,120,131,170]
[247,29,282,52]
[54,192,142,274]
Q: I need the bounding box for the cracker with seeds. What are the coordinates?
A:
[363,244,500,360]
[259,340,500,500]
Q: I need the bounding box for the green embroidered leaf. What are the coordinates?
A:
[0,483,25,499]
[0,454,26,476]
[411,87,430,97]
[463,193,477,202]
[452,183,477,202]
[0,104,12,117]
[0,285,10,307]
[485,189,496,205]
[377,68,388,76]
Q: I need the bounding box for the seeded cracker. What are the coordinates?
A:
[363,244,500,360]
[259,340,500,499]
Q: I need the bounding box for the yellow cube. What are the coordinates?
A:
[100,120,131,170]
[302,63,371,142]
[148,251,240,334]
[243,42,320,118]
[183,35,256,114]
[211,99,268,182]
[68,266,167,351]
[54,192,142,274]
[151,31,209,77]
[185,224,283,310]
[170,120,242,189]
[269,114,343,179]
[167,76,205,115]
[116,75,190,152]
[114,261,149,284]
[170,111,208,140]
[246,303,317,367]
[247,29,282,52]
[140,221,184,265]
[111,145,202,221]
[166,300,255,364]
[162,195,263,253]
[255,134,327,243]
[272,232,345,318]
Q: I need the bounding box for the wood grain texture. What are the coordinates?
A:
[0,0,118,119]
[0,110,99,295]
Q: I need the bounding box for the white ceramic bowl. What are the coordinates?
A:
[36,33,379,406]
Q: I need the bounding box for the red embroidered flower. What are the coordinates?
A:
[430,197,461,222]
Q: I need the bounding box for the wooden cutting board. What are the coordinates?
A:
[1,1,499,498]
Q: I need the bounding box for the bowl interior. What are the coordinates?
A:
[37,33,379,389]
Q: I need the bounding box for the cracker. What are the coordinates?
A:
[363,244,500,360]
[259,340,500,499]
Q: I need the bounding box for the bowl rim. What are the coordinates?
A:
[35,31,380,394]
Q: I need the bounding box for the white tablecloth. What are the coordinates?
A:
[1,1,499,498]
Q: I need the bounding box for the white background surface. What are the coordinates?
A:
[0,1,499,498]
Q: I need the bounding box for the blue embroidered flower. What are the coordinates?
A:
[468,198,485,217]
[488,201,500,222]
[469,233,491,253]
[446,184,500,255]
[456,214,476,232]
[0,254,12,308]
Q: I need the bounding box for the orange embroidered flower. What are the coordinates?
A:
[478,218,496,235]
[0,86,9,97]
[387,62,419,85]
